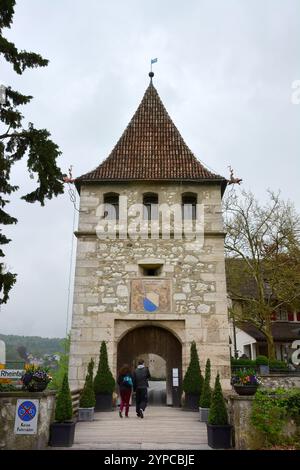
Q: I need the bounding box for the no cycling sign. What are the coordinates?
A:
[14,399,39,435]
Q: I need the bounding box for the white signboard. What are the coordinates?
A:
[172,368,178,378]
[173,377,179,386]
[291,340,300,366]
[0,369,24,379]
[14,399,39,435]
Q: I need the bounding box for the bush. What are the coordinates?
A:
[250,388,289,446]
[182,341,203,395]
[208,373,228,425]
[199,359,212,408]
[80,358,96,408]
[231,358,256,367]
[55,373,73,422]
[0,383,18,392]
[269,359,288,371]
[94,341,115,394]
[286,389,300,423]
[256,355,269,366]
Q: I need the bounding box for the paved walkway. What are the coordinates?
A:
[68,407,210,450]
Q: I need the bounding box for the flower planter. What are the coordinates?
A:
[199,407,210,422]
[49,421,76,447]
[78,407,94,421]
[207,424,232,449]
[184,392,199,411]
[233,384,258,396]
[95,393,113,411]
[26,381,48,392]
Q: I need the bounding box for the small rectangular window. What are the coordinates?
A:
[143,267,161,276]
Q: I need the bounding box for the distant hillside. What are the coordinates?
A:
[0,334,64,362]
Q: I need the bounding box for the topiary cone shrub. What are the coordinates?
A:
[94,341,115,394]
[182,341,203,410]
[55,373,73,422]
[199,359,212,409]
[208,373,228,425]
[93,341,115,411]
[207,373,232,449]
[80,358,96,408]
[49,373,75,447]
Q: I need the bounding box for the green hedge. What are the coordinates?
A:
[231,357,289,371]
[231,358,256,367]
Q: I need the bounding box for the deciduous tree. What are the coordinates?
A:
[224,188,300,359]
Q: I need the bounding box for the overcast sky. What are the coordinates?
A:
[1,0,299,338]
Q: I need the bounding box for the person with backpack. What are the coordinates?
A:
[133,359,151,419]
[117,364,133,418]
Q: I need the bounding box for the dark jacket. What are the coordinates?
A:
[133,366,151,391]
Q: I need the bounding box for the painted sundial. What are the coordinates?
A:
[131,279,171,313]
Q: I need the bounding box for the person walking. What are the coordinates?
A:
[133,359,151,419]
[117,364,133,418]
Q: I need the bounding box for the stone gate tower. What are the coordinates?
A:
[69,74,231,400]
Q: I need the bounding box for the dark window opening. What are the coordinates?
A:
[143,193,158,221]
[182,193,197,220]
[143,266,161,276]
[104,192,119,220]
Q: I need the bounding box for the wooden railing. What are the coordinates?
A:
[71,388,82,417]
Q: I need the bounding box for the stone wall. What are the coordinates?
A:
[69,182,231,390]
[260,374,300,390]
[0,391,55,450]
[228,393,299,449]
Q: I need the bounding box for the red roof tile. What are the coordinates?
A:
[76,80,226,189]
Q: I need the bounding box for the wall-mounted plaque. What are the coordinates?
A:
[130,279,172,313]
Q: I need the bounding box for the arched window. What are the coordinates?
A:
[182,193,197,220]
[143,193,158,221]
[103,192,119,220]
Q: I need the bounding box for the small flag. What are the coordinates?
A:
[151,58,158,64]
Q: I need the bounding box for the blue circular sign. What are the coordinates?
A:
[18,401,36,421]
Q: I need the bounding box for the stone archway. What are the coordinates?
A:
[117,325,182,406]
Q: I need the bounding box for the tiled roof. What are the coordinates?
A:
[76,79,226,189]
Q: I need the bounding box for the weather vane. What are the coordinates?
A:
[149,58,158,79]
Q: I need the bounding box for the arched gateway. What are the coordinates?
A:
[68,74,231,398]
[117,325,182,406]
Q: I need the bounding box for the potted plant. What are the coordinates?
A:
[21,364,52,392]
[199,359,211,422]
[231,368,260,395]
[49,373,75,447]
[78,358,96,421]
[207,373,232,449]
[94,341,115,411]
[182,341,203,411]
[256,355,269,375]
